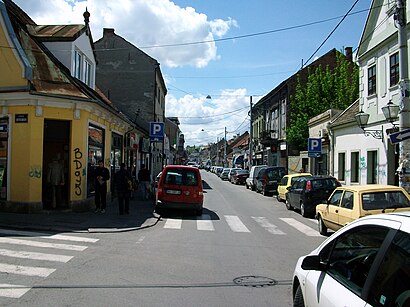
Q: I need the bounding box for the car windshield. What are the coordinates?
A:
[311,178,338,189]
[164,169,198,186]
[237,170,249,175]
[362,191,410,210]
[266,168,285,180]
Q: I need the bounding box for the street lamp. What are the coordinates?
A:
[355,100,400,140]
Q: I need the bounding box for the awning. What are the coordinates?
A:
[233,154,244,165]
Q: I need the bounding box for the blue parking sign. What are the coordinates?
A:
[150,122,164,142]
[308,138,322,153]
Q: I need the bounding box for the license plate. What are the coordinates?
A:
[166,189,181,195]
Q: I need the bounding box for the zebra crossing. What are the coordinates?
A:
[162,214,322,237]
[0,229,99,299]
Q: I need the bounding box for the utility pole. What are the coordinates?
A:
[249,96,253,170]
[224,127,227,167]
[396,0,410,192]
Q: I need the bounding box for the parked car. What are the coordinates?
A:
[230,169,249,185]
[228,168,241,181]
[286,176,341,217]
[220,168,231,180]
[255,166,286,196]
[245,165,267,190]
[215,167,224,176]
[276,173,312,202]
[155,165,203,216]
[316,184,410,235]
[292,212,410,307]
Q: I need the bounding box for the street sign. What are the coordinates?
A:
[308,152,321,158]
[150,122,164,142]
[308,138,322,153]
[389,128,410,144]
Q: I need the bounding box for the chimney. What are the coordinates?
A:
[103,28,115,37]
[345,47,353,62]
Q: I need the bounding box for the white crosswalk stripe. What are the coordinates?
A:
[251,217,286,235]
[0,237,88,251]
[0,284,31,299]
[280,218,322,237]
[0,263,55,277]
[0,248,73,263]
[0,230,98,300]
[163,218,183,229]
[197,214,215,231]
[224,215,250,233]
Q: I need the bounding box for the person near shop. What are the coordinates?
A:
[47,156,65,209]
[95,159,110,213]
[138,165,151,200]
[115,163,132,215]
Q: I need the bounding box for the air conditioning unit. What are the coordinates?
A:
[318,129,328,138]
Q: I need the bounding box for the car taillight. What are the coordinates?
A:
[306,181,312,191]
[336,180,341,187]
[264,175,267,184]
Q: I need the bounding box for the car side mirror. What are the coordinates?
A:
[301,255,326,271]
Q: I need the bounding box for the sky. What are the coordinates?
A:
[13,0,372,146]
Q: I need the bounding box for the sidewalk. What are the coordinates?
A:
[0,197,161,233]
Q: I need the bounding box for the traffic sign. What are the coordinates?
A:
[389,128,410,144]
[150,122,164,142]
[308,138,322,153]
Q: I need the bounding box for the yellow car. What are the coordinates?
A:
[316,184,410,235]
[276,173,311,202]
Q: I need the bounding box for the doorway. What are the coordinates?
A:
[42,120,70,210]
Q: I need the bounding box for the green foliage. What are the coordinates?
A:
[287,52,359,150]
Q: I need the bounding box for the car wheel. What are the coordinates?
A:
[300,202,308,217]
[245,183,249,189]
[293,285,305,307]
[286,197,293,210]
[276,194,281,202]
[263,188,269,196]
[318,215,328,236]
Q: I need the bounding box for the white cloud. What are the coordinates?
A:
[166,89,258,146]
[13,0,236,68]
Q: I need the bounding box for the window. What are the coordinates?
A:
[338,152,346,181]
[367,151,378,184]
[368,65,377,95]
[351,152,360,183]
[368,230,410,307]
[74,50,82,79]
[341,191,354,209]
[87,125,104,196]
[164,169,198,186]
[322,226,389,296]
[390,53,399,87]
[329,190,343,206]
[84,59,92,87]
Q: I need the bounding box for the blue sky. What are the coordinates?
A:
[13,0,372,145]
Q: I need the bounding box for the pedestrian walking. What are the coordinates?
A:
[94,159,110,213]
[115,163,132,215]
[138,164,151,200]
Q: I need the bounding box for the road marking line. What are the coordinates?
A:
[0,284,31,299]
[136,236,145,244]
[0,229,98,243]
[0,263,56,277]
[197,214,215,231]
[279,218,321,237]
[163,218,182,229]
[0,248,73,263]
[0,238,88,251]
[252,217,286,235]
[224,215,250,233]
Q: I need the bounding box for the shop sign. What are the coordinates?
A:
[15,114,28,123]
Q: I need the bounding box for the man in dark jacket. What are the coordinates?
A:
[115,163,132,215]
[138,165,151,200]
[95,160,110,213]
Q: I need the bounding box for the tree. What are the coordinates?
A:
[287,52,359,150]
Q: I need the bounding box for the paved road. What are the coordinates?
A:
[0,170,327,307]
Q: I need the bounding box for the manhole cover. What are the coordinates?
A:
[233,276,277,288]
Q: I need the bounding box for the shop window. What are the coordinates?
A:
[87,125,104,196]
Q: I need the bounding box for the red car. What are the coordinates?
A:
[155,165,204,216]
[230,169,249,185]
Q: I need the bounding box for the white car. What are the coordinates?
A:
[292,211,410,307]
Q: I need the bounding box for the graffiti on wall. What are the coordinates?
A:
[73,148,83,196]
[29,166,42,178]
[360,156,366,169]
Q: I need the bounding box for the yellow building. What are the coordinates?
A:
[0,1,141,212]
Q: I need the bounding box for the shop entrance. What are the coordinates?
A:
[42,120,70,210]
